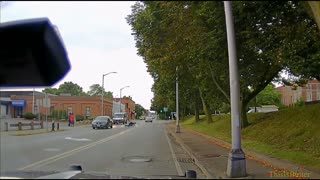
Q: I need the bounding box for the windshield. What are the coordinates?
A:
[1,1,320,179]
[93,117,108,121]
[113,114,124,118]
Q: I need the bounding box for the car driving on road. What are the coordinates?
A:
[92,116,113,129]
[112,112,128,124]
[145,116,153,123]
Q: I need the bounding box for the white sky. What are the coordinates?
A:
[1,1,154,109]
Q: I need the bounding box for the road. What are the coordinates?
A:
[0,119,205,179]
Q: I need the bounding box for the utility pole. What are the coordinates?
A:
[32,88,35,114]
[45,93,48,131]
[101,72,117,115]
[224,1,246,177]
[119,86,130,113]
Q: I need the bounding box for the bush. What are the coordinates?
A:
[76,115,84,121]
[295,99,305,107]
[59,110,67,119]
[24,112,36,120]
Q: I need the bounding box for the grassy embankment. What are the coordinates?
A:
[181,104,320,172]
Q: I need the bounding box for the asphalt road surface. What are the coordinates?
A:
[0,119,205,179]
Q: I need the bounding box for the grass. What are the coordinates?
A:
[10,129,65,136]
[180,104,320,173]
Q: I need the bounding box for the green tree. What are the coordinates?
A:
[58,81,87,96]
[135,104,145,119]
[87,84,113,99]
[42,88,59,95]
[248,84,282,108]
[127,1,320,128]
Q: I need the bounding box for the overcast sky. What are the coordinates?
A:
[1,1,154,109]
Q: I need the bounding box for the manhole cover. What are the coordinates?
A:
[176,158,194,163]
[200,154,221,158]
[123,156,152,163]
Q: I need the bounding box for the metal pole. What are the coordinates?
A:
[119,86,129,113]
[175,66,180,133]
[224,1,246,178]
[101,72,117,115]
[119,89,122,113]
[32,88,35,114]
[45,93,48,131]
[101,74,104,116]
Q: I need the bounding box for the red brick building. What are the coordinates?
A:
[113,96,136,120]
[0,91,113,119]
[275,80,320,106]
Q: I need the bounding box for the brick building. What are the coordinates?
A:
[0,91,113,119]
[275,80,320,106]
[113,96,136,120]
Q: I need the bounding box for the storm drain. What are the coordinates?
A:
[176,157,194,163]
[200,154,221,158]
[122,156,152,163]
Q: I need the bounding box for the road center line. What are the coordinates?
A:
[18,128,133,171]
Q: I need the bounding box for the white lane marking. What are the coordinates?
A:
[164,128,184,177]
[18,128,133,170]
[65,137,91,141]
[43,148,61,152]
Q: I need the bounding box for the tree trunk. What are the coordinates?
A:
[194,90,200,122]
[199,89,213,124]
[240,100,249,128]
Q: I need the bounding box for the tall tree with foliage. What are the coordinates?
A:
[127,1,320,128]
[135,104,146,119]
[87,84,113,99]
[248,84,282,108]
[42,88,59,95]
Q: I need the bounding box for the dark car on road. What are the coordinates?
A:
[92,116,113,129]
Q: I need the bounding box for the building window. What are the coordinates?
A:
[317,92,320,100]
[307,84,311,89]
[126,103,129,108]
[67,106,72,114]
[307,92,312,102]
[85,107,91,118]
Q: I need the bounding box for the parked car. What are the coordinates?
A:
[92,116,113,129]
[145,116,153,123]
[248,105,279,113]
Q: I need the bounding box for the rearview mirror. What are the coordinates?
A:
[0,17,70,87]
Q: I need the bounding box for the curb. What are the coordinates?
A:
[166,125,218,179]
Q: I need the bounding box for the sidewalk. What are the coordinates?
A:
[166,123,320,179]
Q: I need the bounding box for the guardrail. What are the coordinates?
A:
[5,121,44,131]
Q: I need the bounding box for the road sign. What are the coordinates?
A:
[163,107,168,112]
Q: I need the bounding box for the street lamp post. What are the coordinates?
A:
[224,1,246,178]
[119,86,130,113]
[101,72,117,116]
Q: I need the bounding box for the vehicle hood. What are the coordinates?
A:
[0,170,176,179]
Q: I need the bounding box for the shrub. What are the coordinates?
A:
[76,115,84,121]
[59,110,67,119]
[24,112,36,120]
[295,99,305,107]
